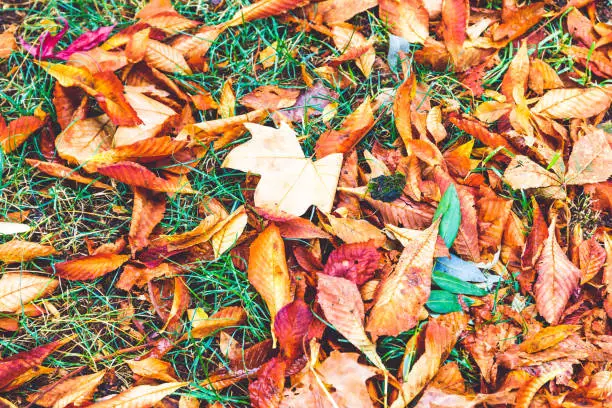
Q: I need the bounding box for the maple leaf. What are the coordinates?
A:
[533,219,582,324]
[222,123,343,216]
[367,219,440,337]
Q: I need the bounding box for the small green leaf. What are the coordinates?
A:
[432,270,488,296]
[426,290,462,313]
[433,183,461,248]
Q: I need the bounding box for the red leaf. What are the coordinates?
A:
[97,161,196,194]
[248,357,286,408]
[0,339,67,391]
[322,242,380,285]
[55,25,115,60]
[18,18,69,59]
[274,299,313,361]
[441,0,468,64]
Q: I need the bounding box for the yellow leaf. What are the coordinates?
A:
[0,273,58,313]
[325,213,387,247]
[222,123,342,216]
[259,41,278,69]
[211,205,248,258]
[0,240,57,263]
[218,80,236,119]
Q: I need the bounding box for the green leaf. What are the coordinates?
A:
[432,270,488,296]
[433,183,461,248]
[426,290,462,313]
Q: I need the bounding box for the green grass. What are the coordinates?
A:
[1,0,606,405]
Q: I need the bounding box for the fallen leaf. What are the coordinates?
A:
[315,97,375,158]
[322,242,380,285]
[26,159,113,190]
[534,219,581,324]
[87,382,187,407]
[325,213,387,247]
[379,0,429,44]
[145,39,192,74]
[126,358,178,382]
[222,123,342,216]
[317,274,385,370]
[55,115,115,166]
[225,0,308,27]
[211,205,248,258]
[274,299,313,360]
[565,127,612,185]
[330,23,375,78]
[0,26,17,59]
[248,357,286,408]
[189,306,247,339]
[54,253,130,281]
[367,219,439,337]
[0,116,44,153]
[503,155,562,190]
[0,273,58,313]
[28,371,106,408]
[515,369,563,408]
[129,188,166,255]
[0,240,57,263]
[97,161,197,194]
[248,224,294,335]
[240,85,300,111]
[531,87,611,119]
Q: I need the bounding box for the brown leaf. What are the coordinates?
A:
[565,127,612,185]
[579,237,606,284]
[379,0,429,44]
[500,40,529,103]
[55,115,115,166]
[514,369,563,408]
[534,219,581,324]
[0,26,17,59]
[315,97,375,158]
[393,73,416,146]
[528,59,564,95]
[441,0,468,65]
[330,23,375,78]
[129,188,166,255]
[87,382,187,407]
[274,299,313,360]
[0,240,57,263]
[325,213,387,247]
[54,253,130,281]
[532,87,611,119]
[503,155,563,190]
[211,205,248,258]
[28,371,106,408]
[317,274,385,369]
[367,219,439,337]
[248,224,293,334]
[0,273,58,313]
[519,325,580,353]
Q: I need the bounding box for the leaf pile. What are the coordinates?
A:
[1,0,612,406]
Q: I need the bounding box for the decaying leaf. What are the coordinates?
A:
[0,240,57,263]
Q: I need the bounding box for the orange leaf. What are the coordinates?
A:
[500,40,529,103]
[379,0,429,44]
[247,224,293,335]
[145,39,192,75]
[0,338,69,391]
[448,114,515,152]
[317,274,384,369]
[534,219,581,324]
[315,97,375,158]
[0,240,57,263]
[91,71,142,127]
[325,213,386,247]
[477,195,512,253]
[367,219,439,337]
[579,237,606,284]
[127,358,178,382]
[515,369,564,408]
[0,116,44,153]
[54,253,130,281]
[528,58,564,95]
[330,23,375,78]
[248,357,286,408]
[26,159,113,190]
[276,217,331,240]
[129,188,166,255]
[97,161,196,194]
[393,73,416,146]
[162,276,190,331]
[441,0,468,65]
[532,87,611,119]
[189,306,247,339]
[274,299,313,360]
[55,115,115,166]
[28,370,106,408]
[519,324,580,353]
[603,234,612,318]
[225,0,308,27]
[87,382,187,408]
[565,127,612,185]
[0,26,17,59]
[492,2,546,42]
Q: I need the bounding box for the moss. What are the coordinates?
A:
[368,172,406,202]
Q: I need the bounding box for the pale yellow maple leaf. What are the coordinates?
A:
[222,123,343,216]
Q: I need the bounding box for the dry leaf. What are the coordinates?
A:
[126,358,178,382]
[28,371,106,408]
[0,240,57,263]
[222,123,342,216]
[54,253,130,281]
[87,382,187,407]
[0,273,58,313]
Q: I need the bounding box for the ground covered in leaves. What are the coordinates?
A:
[0,0,611,407]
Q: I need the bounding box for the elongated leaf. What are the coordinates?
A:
[247,224,293,334]
[379,0,429,44]
[0,116,44,153]
[0,273,58,313]
[274,299,313,360]
[367,219,439,337]
[435,255,488,282]
[226,0,308,27]
[432,270,487,296]
[426,290,462,313]
[0,240,57,263]
[565,127,612,185]
[28,370,106,408]
[126,358,178,382]
[189,306,247,339]
[54,253,130,281]
[88,382,187,408]
[26,159,113,190]
[534,219,581,324]
[441,0,468,65]
[433,183,460,248]
[503,155,562,190]
[97,161,196,194]
[129,188,166,255]
[317,274,385,370]
[531,87,611,119]
[145,39,192,74]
